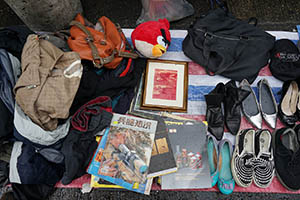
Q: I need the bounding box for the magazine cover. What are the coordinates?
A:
[128,111,177,178]
[87,113,157,195]
[147,116,177,178]
[161,117,212,189]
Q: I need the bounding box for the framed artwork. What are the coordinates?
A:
[141,59,188,112]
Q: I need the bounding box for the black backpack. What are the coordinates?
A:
[182,8,275,83]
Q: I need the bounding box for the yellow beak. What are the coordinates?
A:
[152,44,166,57]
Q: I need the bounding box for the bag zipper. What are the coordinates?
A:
[195,28,250,41]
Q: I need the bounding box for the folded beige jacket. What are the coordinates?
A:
[14,34,83,131]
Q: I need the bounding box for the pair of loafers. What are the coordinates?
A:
[231,129,274,188]
[240,78,278,129]
[278,80,300,127]
[205,80,250,140]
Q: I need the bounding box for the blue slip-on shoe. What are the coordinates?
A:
[217,139,235,195]
[207,133,219,187]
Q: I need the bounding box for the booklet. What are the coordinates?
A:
[147,116,178,178]
[87,113,157,195]
[161,117,212,189]
[90,175,124,189]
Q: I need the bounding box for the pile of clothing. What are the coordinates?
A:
[0,25,145,200]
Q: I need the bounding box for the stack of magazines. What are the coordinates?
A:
[87,113,211,195]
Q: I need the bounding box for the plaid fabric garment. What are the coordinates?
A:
[14,34,83,131]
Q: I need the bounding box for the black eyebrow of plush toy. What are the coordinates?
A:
[160,29,170,46]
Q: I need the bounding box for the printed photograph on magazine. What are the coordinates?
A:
[87,113,157,195]
[161,117,212,189]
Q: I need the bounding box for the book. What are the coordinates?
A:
[147,116,178,178]
[87,113,157,195]
[127,112,178,178]
[161,117,212,189]
[90,175,125,189]
[90,138,124,189]
[128,72,162,117]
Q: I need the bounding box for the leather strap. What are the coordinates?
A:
[118,51,139,59]
[116,23,139,58]
[70,20,115,68]
[70,20,138,68]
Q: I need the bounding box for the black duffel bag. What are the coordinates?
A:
[182,8,275,83]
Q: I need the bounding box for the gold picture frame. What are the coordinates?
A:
[141,59,188,112]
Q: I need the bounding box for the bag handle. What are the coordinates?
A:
[115,23,139,59]
[70,20,115,68]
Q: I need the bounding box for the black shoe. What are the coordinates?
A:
[295,79,300,121]
[224,80,250,135]
[273,127,300,191]
[205,83,225,140]
[253,129,274,188]
[278,81,298,127]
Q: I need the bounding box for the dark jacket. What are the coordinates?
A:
[0,25,34,60]
[9,141,64,185]
[69,58,146,115]
[61,96,113,185]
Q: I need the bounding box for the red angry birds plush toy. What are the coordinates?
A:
[131,18,171,58]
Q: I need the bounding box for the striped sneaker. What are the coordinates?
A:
[231,128,256,187]
[253,129,274,188]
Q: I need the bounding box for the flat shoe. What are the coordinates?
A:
[240,79,262,129]
[257,79,278,129]
[217,139,235,195]
[231,128,255,187]
[253,129,275,188]
[278,81,298,127]
[207,133,219,187]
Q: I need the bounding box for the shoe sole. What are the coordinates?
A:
[231,129,254,188]
[271,129,299,192]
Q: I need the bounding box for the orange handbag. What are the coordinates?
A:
[68,14,137,69]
